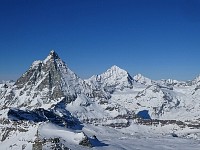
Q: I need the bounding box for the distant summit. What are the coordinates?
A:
[86,65,133,93]
[133,73,152,85]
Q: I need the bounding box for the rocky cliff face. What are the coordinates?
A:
[1,51,109,110]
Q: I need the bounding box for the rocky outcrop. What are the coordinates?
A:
[7,107,75,127]
[79,132,92,147]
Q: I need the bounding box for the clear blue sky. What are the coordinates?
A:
[0,0,200,81]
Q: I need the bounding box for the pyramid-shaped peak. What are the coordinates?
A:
[44,50,60,63]
[109,65,126,72]
[100,65,131,79]
[108,65,129,74]
[50,49,56,54]
[94,65,133,91]
[49,50,59,59]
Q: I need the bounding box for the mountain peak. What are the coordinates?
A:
[192,74,200,85]
[110,65,121,70]
[133,73,148,80]
[133,73,152,85]
[49,50,59,59]
[108,65,128,74]
[92,65,134,91]
[44,50,59,63]
[50,49,55,53]
[12,50,92,108]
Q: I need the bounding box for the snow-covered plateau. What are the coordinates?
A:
[0,50,200,149]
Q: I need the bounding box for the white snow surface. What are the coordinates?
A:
[133,73,152,85]
[39,123,86,145]
[1,51,200,149]
[1,122,200,150]
[86,65,133,93]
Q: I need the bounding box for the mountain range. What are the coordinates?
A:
[0,50,200,150]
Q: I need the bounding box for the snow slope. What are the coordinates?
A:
[1,50,200,149]
[1,121,200,150]
[86,65,133,93]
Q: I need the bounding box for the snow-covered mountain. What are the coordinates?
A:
[86,65,133,93]
[0,50,109,110]
[1,50,200,150]
[133,73,152,85]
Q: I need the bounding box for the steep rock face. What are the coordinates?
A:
[8,107,76,127]
[1,51,108,109]
[0,81,14,100]
[86,65,133,93]
[15,50,82,99]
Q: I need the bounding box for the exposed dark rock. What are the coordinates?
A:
[105,122,130,128]
[98,100,108,105]
[3,50,110,110]
[32,140,42,150]
[105,106,115,111]
[171,133,178,137]
[3,84,8,88]
[79,133,92,147]
[1,128,11,141]
[7,108,76,127]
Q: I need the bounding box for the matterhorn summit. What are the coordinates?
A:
[1,51,108,109]
[5,50,81,108]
